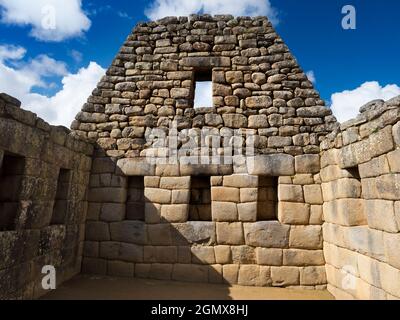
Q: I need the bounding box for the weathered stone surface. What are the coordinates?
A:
[289,226,323,249]
[271,266,300,286]
[243,222,290,248]
[303,185,323,204]
[117,158,155,176]
[278,184,304,202]
[248,154,295,176]
[237,202,257,222]
[161,204,189,223]
[110,221,147,244]
[171,222,216,245]
[256,248,283,266]
[278,202,310,225]
[216,222,244,245]
[211,187,240,202]
[212,202,238,221]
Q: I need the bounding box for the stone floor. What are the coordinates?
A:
[42,275,334,300]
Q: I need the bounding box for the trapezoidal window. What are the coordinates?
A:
[189,176,211,221]
[126,176,145,221]
[257,176,278,221]
[0,153,25,231]
[51,169,72,225]
[194,70,213,108]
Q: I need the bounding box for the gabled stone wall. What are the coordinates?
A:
[0,93,93,299]
[78,15,334,289]
[320,96,400,299]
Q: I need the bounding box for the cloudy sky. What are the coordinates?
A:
[0,0,399,126]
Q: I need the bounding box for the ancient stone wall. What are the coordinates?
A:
[0,93,93,299]
[320,96,400,299]
[79,15,334,289]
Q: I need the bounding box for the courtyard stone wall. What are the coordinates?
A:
[0,93,93,299]
[320,96,400,299]
[78,15,334,289]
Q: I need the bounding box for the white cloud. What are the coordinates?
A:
[306,70,316,84]
[194,81,213,108]
[0,44,105,127]
[145,0,278,24]
[0,0,91,41]
[330,81,400,123]
[0,44,26,61]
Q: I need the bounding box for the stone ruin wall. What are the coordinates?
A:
[0,14,399,300]
[76,15,336,289]
[0,94,93,299]
[321,96,400,299]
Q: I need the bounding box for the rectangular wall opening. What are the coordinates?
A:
[257,176,278,221]
[189,176,211,221]
[51,168,72,225]
[0,153,25,231]
[126,176,145,221]
[194,70,213,109]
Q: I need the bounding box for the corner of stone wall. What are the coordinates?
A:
[0,93,94,299]
[320,95,400,300]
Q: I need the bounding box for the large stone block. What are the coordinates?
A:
[256,248,283,266]
[238,265,271,287]
[278,184,304,202]
[171,190,190,204]
[243,221,290,248]
[283,249,325,266]
[147,224,172,245]
[289,226,322,249]
[222,114,247,128]
[82,257,107,275]
[211,187,240,202]
[271,266,300,287]
[231,246,256,264]
[181,56,231,68]
[295,154,320,174]
[321,178,361,201]
[145,203,161,224]
[109,221,147,244]
[237,202,257,222]
[216,222,244,245]
[303,185,323,205]
[300,266,327,285]
[359,155,390,178]
[214,245,231,264]
[160,177,190,189]
[161,204,189,223]
[365,200,399,233]
[247,154,295,176]
[191,246,216,264]
[117,158,155,176]
[144,188,171,204]
[223,175,258,188]
[212,201,238,221]
[240,188,258,203]
[278,202,310,225]
[387,149,400,172]
[85,222,110,241]
[363,174,400,200]
[383,233,400,269]
[323,199,366,226]
[144,246,177,263]
[171,222,216,245]
[100,203,125,222]
[222,264,239,285]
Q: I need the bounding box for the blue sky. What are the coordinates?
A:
[0,0,399,126]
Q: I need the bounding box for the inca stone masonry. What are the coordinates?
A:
[1,15,399,300]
